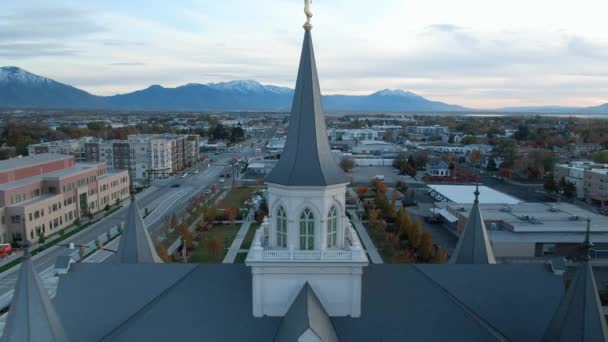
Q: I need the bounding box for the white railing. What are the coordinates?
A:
[246,217,367,263]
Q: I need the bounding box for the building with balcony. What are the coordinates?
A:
[555,161,608,204]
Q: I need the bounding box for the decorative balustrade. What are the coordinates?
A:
[246,216,367,263]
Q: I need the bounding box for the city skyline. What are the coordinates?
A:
[3,0,608,108]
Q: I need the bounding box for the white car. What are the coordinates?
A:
[375,175,385,181]
[180,173,187,178]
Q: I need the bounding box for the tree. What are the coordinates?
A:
[205,206,218,223]
[339,158,356,173]
[225,207,238,225]
[414,151,429,169]
[207,237,221,258]
[433,248,448,263]
[469,150,481,164]
[562,180,577,199]
[38,232,46,245]
[211,124,228,140]
[157,244,171,262]
[462,136,477,145]
[486,158,497,171]
[408,219,423,249]
[495,138,517,166]
[417,231,434,261]
[371,179,387,193]
[544,175,558,193]
[514,124,530,141]
[393,152,408,171]
[355,185,368,200]
[181,224,194,249]
[593,150,608,164]
[367,208,379,224]
[395,180,408,193]
[230,126,245,143]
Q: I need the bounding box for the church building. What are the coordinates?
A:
[1,4,607,342]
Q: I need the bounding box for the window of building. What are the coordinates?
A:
[277,206,287,248]
[299,208,315,251]
[327,206,337,248]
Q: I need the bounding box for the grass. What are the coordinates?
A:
[189,224,240,263]
[216,186,257,209]
[234,253,248,263]
[240,222,260,250]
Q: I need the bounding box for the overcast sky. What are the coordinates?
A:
[2,0,608,108]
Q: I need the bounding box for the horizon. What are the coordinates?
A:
[2,0,608,108]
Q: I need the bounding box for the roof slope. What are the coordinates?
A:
[1,249,69,342]
[274,283,339,342]
[53,263,562,342]
[265,30,348,187]
[542,261,608,341]
[115,196,162,264]
[450,187,496,264]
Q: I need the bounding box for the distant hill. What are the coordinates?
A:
[0,66,466,112]
[1,66,606,114]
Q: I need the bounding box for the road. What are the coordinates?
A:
[0,140,258,305]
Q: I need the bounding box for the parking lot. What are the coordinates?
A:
[351,166,403,184]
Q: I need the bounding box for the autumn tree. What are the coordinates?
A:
[205,206,218,223]
[433,248,448,264]
[367,208,379,224]
[207,237,221,258]
[171,213,179,229]
[408,219,423,249]
[417,231,435,261]
[225,207,238,225]
[181,224,194,250]
[355,185,368,200]
[157,244,171,262]
[469,150,481,164]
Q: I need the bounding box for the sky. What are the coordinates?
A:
[2,0,608,108]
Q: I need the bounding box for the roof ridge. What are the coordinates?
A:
[412,266,509,341]
[98,265,198,341]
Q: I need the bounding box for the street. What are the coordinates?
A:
[0,140,258,307]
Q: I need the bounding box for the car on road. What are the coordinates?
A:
[219,177,225,183]
[180,173,187,178]
[0,244,12,258]
[204,189,212,194]
[375,175,385,181]
[171,183,181,188]
[193,170,199,174]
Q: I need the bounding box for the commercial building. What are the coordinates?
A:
[28,137,100,162]
[434,201,608,260]
[0,154,129,244]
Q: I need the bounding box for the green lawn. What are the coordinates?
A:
[216,186,258,209]
[241,222,260,250]
[189,224,240,263]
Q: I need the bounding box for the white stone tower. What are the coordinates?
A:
[246,7,368,318]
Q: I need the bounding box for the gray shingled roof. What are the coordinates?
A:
[1,249,69,342]
[115,196,162,264]
[450,187,496,264]
[274,283,339,342]
[542,223,608,342]
[53,263,563,342]
[265,30,348,186]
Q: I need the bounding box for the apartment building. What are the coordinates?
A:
[0,154,129,244]
[43,134,201,188]
[555,161,608,204]
[405,125,449,136]
[28,137,99,162]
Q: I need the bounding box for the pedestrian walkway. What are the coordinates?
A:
[222,209,254,263]
[348,209,383,264]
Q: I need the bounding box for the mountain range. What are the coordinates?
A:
[1,66,607,114]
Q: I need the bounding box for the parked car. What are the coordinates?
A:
[375,175,385,181]
[0,244,12,258]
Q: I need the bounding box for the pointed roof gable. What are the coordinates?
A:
[274,283,339,342]
[542,220,608,342]
[1,246,69,342]
[265,27,348,187]
[116,195,162,264]
[450,186,496,264]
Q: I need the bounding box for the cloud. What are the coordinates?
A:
[0,7,107,58]
[108,62,146,67]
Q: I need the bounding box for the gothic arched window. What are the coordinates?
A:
[277,206,287,248]
[327,206,337,248]
[299,208,315,250]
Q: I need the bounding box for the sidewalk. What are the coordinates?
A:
[223,209,254,263]
[348,209,383,264]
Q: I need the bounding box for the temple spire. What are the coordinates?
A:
[449,186,496,264]
[542,221,608,341]
[116,194,162,264]
[265,14,347,187]
[1,241,69,342]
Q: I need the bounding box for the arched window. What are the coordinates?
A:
[299,208,315,250]
[327,207,338,248]
[276,206,287,248]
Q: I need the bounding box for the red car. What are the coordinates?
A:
[0,244,12,257]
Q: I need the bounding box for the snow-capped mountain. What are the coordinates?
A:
[0,66,53,85]
[207,80,293,95]
[371,89,421,98]
[0,67,105,108]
